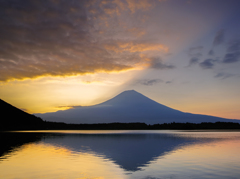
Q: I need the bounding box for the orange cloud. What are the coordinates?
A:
[105,42,169,53]
[128,28,146,37]
[121,42,169,53]
[89,0,155,19]
[126,0,153,13]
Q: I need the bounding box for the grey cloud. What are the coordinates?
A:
[189,46,203,56]
[188,57,200,66]
[187,46,203,67]
[134,78,174,86]
[227,40,240,52]
[214,72,236,79]
[208,50,214,56]
[134,79,163,86]
[213,29,225,46]
[199,59,215,69]
[149,57,175,70]
[223,53,240,63]
[165,81,173,84]
[223,40,240,63]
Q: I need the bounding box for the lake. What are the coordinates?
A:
[1,130,240,179]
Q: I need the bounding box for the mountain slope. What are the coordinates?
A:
[0,99,43,130]
[36,90,239,124]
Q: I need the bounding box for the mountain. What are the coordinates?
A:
[36,90,239,124]
[0,99,44,130]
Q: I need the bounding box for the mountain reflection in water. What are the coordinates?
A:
[1,130,240,179]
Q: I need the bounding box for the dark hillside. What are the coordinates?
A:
[0,99,43,130]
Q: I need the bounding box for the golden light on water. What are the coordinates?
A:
[0,143,124,179]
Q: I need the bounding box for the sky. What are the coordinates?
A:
[0,0,240,119]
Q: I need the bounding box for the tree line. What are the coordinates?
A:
[40,121,240,130]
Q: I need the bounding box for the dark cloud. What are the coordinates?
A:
[213,29,225,46]
[0,0,101,81]
[187,46,203,67]
[223,40,240,63]
[149,57,175,70]
[214,72,235,79]
[134,79,163,86]
[227,40,240,52]
[199,59,215,69]
[188,46,203,57]
[165,80,173,84]
[188,57,200,66]
[208,49,214,56]
[134,78,173,86]
[0,0,162,81]
[223,53,240,63]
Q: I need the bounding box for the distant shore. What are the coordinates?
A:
[2,121,240,131]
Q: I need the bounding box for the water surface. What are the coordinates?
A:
[1,130,240,179]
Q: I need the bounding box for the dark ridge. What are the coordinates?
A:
[0,99,44,130]
[41,121,240,130]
